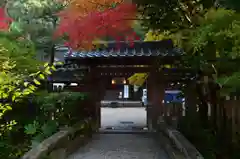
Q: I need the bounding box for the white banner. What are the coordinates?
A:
[124,85,129,98]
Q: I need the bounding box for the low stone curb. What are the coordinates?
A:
[157,121,204,159]
[21,118,96,159]
[154,130,185,159]
[165,128,204,159]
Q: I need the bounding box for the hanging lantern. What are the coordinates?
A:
[111,79,116,84]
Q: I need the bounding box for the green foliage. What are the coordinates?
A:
[216,71,240,95]
[135,0,215,31]
[0,31,57,137]
[0,12,60,157]
[185,8,240,95]
[0,67,52,157]
[0,32,39,73]
[24,120,58,148]
[0,2,89,158]
[24,120,40,135]
[5,0,66,48]
[0,61,54,135]
[33,91,87,123]
[133,21,146,40]
[168,7,240,158]
[136,0,240,157]
[23,91,87,148]
[0,3,87,156]
[136,0,183,31]
[190,9,240,57]
[0,90,88,158]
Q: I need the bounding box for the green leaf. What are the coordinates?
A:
[24,82,29,87]
[29,85,37,91]
[33,79,41,85]
[44,63,49,67]
[22,90,31,95]
[38,74,45,80]
[51,66,56,71]
[1,93,8,98]
[29,73,36,77]
[44,66,52,75]
[24,124,38,135]
[6,105,12,110]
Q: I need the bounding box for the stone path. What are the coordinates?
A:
[67,134,169,159]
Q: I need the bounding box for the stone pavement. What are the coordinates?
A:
[67,133,169,159]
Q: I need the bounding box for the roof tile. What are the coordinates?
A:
[56,40,184,58]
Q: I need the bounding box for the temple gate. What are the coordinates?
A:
[50,40,195,130]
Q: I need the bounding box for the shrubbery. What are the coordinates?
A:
[0,91,88,159]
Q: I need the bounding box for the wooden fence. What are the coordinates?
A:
[163,97,240,143]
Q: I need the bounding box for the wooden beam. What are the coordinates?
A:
[92,67,195,74]
[67,56,181,65]
[93,67,153,73]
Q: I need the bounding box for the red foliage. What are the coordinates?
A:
[55,3,139,50]
[0,8,12,31]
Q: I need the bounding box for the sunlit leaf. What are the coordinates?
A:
[24,82,29,87]
[38,74,45,79]
[33,79,41,85]
[44,62,49,67]
[51,65,56,71]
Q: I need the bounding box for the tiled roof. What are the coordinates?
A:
[55,40,184,59]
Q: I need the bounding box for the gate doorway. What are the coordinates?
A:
[100,100,147,131]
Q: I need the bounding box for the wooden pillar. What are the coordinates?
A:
[147,71,165,130]
[84,68,100,130]
[95,78,106,128]
[90,68,107,129]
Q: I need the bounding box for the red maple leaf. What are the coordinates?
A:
[55,3,139,50]
[0,7,13,31]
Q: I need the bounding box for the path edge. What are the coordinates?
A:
[157,120,204,159]
[21,118,96,159]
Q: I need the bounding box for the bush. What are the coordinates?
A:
[0,91,88,159]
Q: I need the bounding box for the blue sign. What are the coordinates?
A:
[164,90,184,103]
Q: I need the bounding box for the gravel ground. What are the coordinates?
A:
[101,107,147,129]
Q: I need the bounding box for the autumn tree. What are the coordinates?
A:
[0,8,12,31]
[55,0,139,50]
